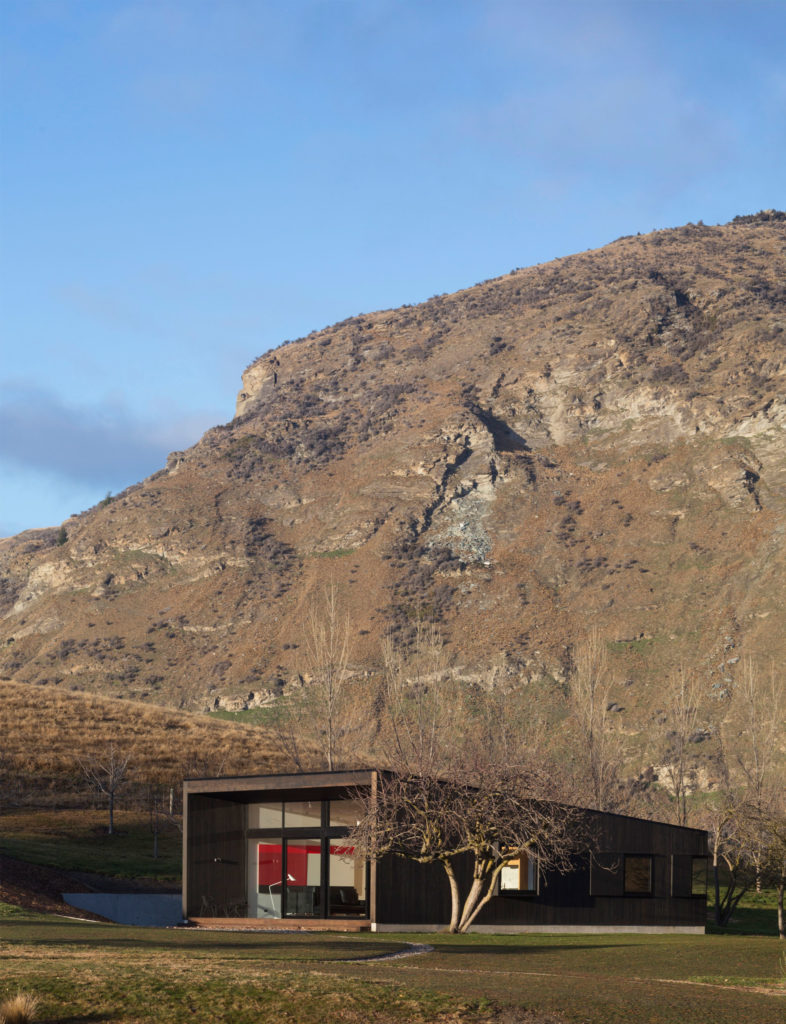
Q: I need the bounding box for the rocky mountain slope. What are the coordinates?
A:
[2,212,784,737]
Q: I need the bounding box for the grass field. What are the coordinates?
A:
[2,903,784,1024]
[0,809,182,881]
[1,809,784,1022]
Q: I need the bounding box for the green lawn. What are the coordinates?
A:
[0,809,182,881]
[2,904,784,1024]
[1,810,784,1022]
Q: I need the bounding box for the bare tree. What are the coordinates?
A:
[702,792,756,927]
[733,660,784,890]
[351,626,583,932]
[272,583,369,770]
[566,628,623,811]
[701,661,786,928]
[78,743,131,834]
[757,797,786,939]
[351,764,580,933]
[377,621,456,775]
[659,666,703,826]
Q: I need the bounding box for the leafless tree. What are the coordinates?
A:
[702,790,756,927]
[566,628,623,811]
[377,621,456,775]
[757,796,786,939]
[351,764,581,933]
[659,666,704,826]
[701,661,786,928]
[78,743,131,834]
[732,660,784,890]
[350,626,583,932]
[272,583,370,770]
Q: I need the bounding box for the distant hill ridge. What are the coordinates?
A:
[1,213,784,740]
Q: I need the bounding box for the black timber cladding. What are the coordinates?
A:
[185,794,246,917]
[372,808,706,929]
[184,771,707,929]
[184,770,376,920]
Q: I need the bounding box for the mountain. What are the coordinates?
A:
[1,212,784,735]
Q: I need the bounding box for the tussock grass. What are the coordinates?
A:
[0,680,284,809]
[0,991,39,1024]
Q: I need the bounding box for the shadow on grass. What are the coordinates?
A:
[425,942,635,957]
[43,1016,113,1023]
[3,919,403,959]
[706,906,780,937]
[4,916,639,959]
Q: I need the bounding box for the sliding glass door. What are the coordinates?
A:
[327,842,367,916]
[253,839,283,918]
[247,798,369,919]
[250,838,321,918]
[284,839,322,917]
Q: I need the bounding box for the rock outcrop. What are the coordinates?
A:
[1,214,784,736]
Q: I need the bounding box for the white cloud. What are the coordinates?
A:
[0,381,218,487]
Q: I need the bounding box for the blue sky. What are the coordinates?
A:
[1,0,784,537]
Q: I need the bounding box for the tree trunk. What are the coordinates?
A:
[713,857,722,926]
[458,863,504,933]
[457,876,486,933]
[108,791,114,835]
[777,880,784,940]
[441,860,461,933]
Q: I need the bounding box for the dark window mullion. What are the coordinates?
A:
[321,836,329,916]
[324,827,353,840]
[282,840,289,917]
[249,826,330,839]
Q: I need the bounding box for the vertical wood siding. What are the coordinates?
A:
[185,794,246,917]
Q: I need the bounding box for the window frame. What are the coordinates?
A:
[623,854,653,896]
[498,850,538,896]
[247,797,369,919]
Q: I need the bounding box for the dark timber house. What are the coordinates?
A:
[183,770,707,933]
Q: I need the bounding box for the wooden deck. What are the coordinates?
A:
[190,917,371,932]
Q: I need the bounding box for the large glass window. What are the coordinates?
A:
[691,856,708,896]
[624,855,652,894]
[328,842,367,916]
[249,803,283,829]
[284,800,322,828]
[329,798,364,828]
[247,796,368,919]
[256,840,284,917]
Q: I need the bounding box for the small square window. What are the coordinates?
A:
[500,852,536,892]
[624,855,652,894]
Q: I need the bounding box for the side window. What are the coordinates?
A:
[624,855,652,895]
[589,852,623,896]
[500,851,537,893]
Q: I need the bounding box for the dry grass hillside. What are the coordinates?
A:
[0,680,284,808]
[0,212,784,759]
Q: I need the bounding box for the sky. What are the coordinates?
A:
[1,0,784,537]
